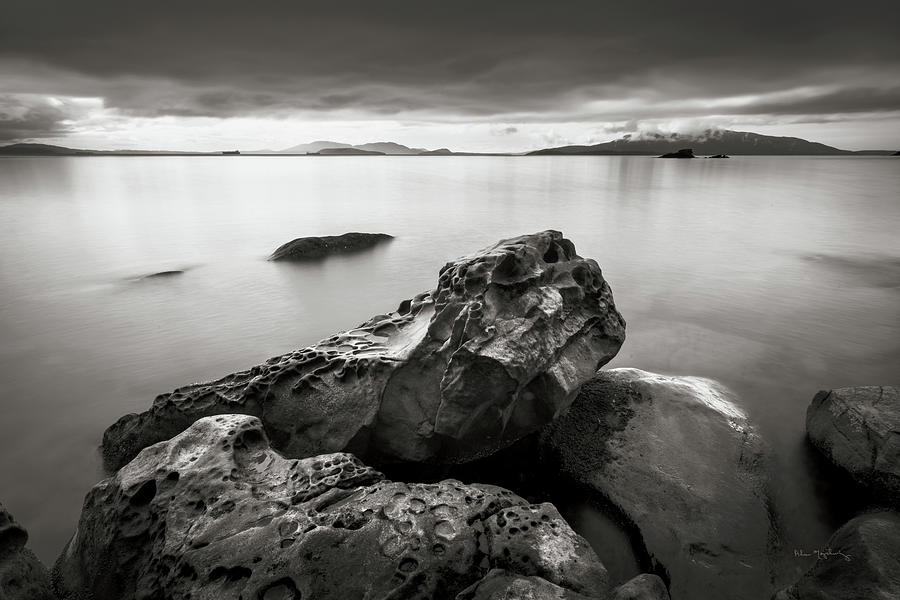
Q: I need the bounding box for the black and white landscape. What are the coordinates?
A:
[1,2,899,600]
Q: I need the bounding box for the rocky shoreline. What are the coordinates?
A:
[3,231,897,599]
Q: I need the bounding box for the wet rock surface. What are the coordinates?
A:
[611,574,670,600]
[60,414,613,600]
[268,232,393,260]
[0,502,55,600]
[806,386,900,502]
[103,230,625,470]
[772,511,900,600]
[541,368,773,600]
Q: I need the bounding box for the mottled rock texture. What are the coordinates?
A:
[58,414,611,600]
[806,386,900,502]
[611,574,670,600]
[541,368,772,600]
[268,232,393,260]
[0,502,55,600]
[772,511,900,600]
[103,231,625,469]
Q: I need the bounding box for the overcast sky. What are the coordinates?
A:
[1,1,898,151]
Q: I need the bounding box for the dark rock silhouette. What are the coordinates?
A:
[806,386,900,501]
[59,414,615,600]
[0,502,54,600]
[140,270,185,279]
[658,148,695,159]
[104,231,626,471]
[541,368,771,600]
[268,232,393,261]
[772,511,900,600]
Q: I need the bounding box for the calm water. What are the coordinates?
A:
[1,156,898,584]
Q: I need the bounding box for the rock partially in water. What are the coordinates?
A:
[611,574,670,600]
[541,368,772,600]
[0,502,54,600]
[658,148,695,158]
[103,230,626,469]
[59,414,613,600]
[772,511,900,600]
[457,569,598,599]
[807,386,900,502]
[268,232,393,261]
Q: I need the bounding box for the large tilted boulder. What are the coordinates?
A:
[541,368,772,600]
[772,511,900,600]
[103,231,626,469]
[57,414,612,600]
[806,386,900,502]
[0,502,55,600]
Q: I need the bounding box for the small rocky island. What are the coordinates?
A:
[269,232,393,261]
[658,148,695,158]
[2,231,898,600]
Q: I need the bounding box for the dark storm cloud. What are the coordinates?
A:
[1,0,899,126]
[0,95,80,140]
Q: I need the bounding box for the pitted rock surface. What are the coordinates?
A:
[103,231,625,468]
[58,415,611,600]
[541,368,772,600]
[806,386,900,502]
[0,502,55,600]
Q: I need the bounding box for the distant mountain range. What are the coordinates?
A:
[0,131,896,157]
[528,129,896,156]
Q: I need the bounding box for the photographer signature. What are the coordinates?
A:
[793,548,851,562]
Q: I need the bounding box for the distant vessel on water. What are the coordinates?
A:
[221,150,240,155]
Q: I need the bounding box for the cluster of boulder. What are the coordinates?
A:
[2,230,897,599]
[773,385,900,599]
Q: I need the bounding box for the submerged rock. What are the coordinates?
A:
[772,511,900,600]
[541,368,772,600]
[658,149,694,158]
[806,386,900,501]
[103,230,625,469]
[58,414,612,600]
[0,502,54,600]
[268,232,393,260]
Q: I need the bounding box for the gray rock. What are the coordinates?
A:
[541,368,772,600]
[456,569,599,599]
[58,414,611,600]
[611,574,670,600]
[268,232,393,260]
[0,502,55,600]
[772,511,900,600]
[806,386,900,501]
[103,230,625,469]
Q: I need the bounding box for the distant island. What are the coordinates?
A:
[527,129,897,156]
[0,130,897,157]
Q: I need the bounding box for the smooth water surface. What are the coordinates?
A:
[1,155,898,585]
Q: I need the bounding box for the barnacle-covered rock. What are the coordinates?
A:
[57,415,611,600]
[103,230,625,468]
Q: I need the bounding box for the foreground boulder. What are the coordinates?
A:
[58,414,611,600]
[806,386,900,502]
[104,231,626,469]
[268,232,393,260]
[611,574,670,600]
[772,511,900,600]
[541,368,771,600]
[0,502,55,600]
